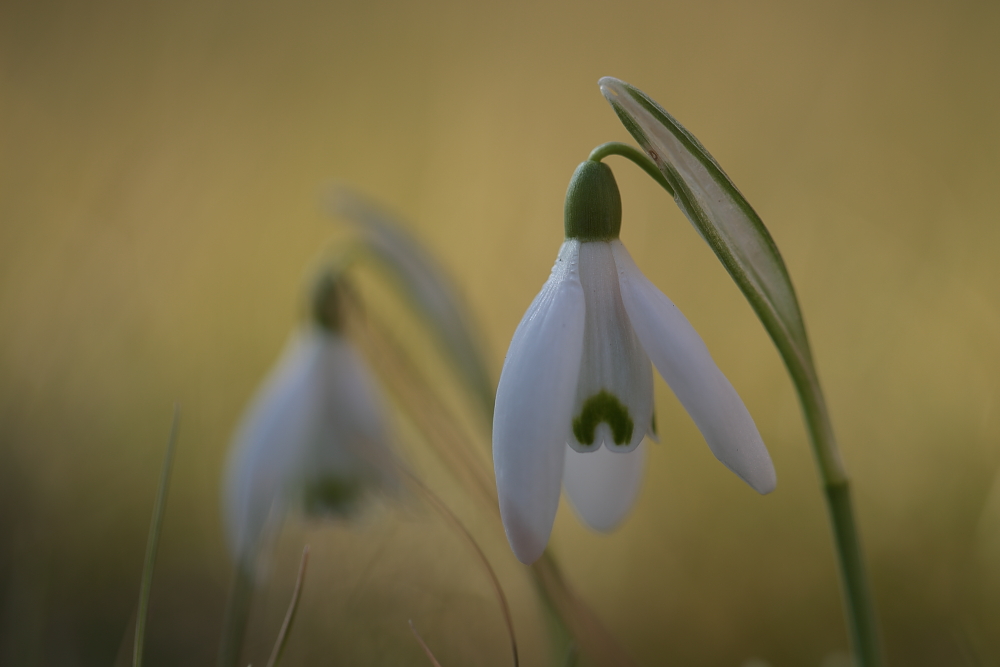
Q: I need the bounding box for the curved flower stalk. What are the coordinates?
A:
[598,77,882,667]
[493,160,775,565]
[330,187,495,416]
[222,272,400,572]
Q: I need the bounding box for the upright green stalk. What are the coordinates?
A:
[774,313,882,666]
[133,405,180,667]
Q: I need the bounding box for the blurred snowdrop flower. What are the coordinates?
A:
[493,160,775,564]
[223,271,399,570]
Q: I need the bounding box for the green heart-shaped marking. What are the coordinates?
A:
[572,390,634,447]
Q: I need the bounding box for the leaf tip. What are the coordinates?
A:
[597,76,625,100]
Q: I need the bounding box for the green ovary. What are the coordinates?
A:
[572,390,634,447]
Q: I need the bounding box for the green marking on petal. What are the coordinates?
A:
[303,476,362,515]
[572,390,634,447]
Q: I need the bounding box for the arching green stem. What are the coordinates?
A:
[588,142,675,197]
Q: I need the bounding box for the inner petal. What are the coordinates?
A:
[569,241,653,453]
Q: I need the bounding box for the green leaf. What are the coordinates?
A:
[598,76,845,484]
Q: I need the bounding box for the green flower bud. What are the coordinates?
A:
[563,160,622,241]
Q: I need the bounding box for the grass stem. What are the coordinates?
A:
[264,546,310,667]
[132,404,180,667]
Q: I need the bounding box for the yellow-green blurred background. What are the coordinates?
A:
[2,0,1000,665]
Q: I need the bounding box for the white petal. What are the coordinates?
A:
[571,241,653,453]
[563,440,647,532]
[611,241,776,494]
[493,240,586,564]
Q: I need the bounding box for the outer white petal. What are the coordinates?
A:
[563,440,647,532]
[493,240,585,564]
[611,241,776,494]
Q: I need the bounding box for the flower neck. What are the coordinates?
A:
[563,160,622,242]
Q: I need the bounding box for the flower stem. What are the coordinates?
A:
[782,333,883,667]
[825,480,882,667]
[588,142,675,197]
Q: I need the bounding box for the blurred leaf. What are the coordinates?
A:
[330,188,495,418]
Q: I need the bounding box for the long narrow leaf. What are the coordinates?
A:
[598,76,845,483]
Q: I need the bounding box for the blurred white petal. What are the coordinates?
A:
[612,240,775,494]
[223,330,323,561]
[493,240,585,564]
[563,440,647,532]
[223,327,397,567]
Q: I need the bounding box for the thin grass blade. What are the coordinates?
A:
[133,404,180,667]
[409,620,445,667]
[402,470,518,667]
[264,546,310,667]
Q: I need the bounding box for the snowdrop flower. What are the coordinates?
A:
[223,271,398,569]
[493,160,776,564]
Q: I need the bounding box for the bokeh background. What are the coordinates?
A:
[2,0,1000,665]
